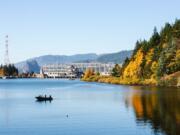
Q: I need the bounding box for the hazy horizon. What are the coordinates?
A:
[0,0,180,64]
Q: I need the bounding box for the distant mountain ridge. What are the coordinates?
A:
[15,50,132,73]
[97,50,132,63]
[15,60,40,73]
[29,53,98,66]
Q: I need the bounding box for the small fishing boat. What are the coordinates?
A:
[35,95,53,102]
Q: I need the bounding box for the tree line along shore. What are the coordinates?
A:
[82,19,180,87]
[0,64,39,78]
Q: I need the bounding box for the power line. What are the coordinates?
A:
[4,35,10,65]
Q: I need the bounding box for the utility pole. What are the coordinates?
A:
[4,35,10,65]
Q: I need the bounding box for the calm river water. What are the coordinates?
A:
[0,79,179,135]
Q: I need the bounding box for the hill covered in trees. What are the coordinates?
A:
[82,19,180,87]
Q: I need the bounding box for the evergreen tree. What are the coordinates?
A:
[173,19,180,38]
[160,23,172,43]
[133,40,142,55]
[1,64,18,76]
[157,51,166,77]
[111,64,122,77]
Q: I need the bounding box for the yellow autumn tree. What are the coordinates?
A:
[83,68,94,79]
[150,61,158,78]
[143,48,154,78]
[0,68,4,76]
[122,49,144,82]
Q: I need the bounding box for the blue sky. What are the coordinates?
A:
[0,0,179,64]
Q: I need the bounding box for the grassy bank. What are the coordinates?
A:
[82,71,180,87]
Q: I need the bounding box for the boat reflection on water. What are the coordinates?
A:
[124,86,180,135]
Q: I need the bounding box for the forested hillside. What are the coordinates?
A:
[82,19,180,87]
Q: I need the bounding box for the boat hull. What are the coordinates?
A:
[35,96,53,102]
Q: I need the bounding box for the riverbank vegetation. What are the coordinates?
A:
[82,19,180,87]
[0,64,39,78]
[0,64,18,77]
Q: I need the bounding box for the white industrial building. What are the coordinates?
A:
[73,63,114,75]
[41,64,77,78]
[41,63,114,78]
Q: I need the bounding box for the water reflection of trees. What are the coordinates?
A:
[128,86,180,135]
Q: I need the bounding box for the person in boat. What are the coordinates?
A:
[35,94,53,102]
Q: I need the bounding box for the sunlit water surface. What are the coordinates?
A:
[0,79,179,135]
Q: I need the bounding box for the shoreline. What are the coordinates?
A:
[81,73,180,88]
[82,79,180,88]
[0,76,179,88]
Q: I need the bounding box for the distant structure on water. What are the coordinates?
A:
[41,64,80,78]
[41,63,114,78]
